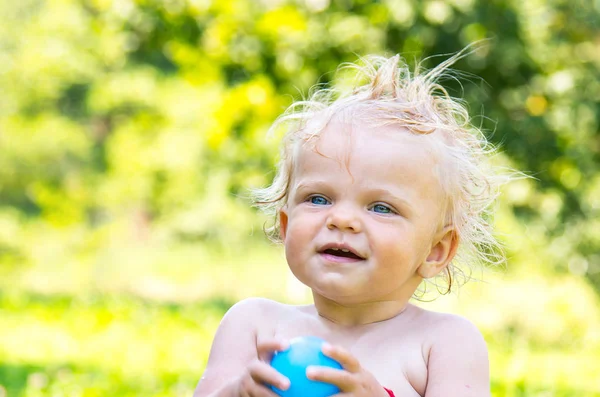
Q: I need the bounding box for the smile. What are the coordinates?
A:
[319,247,365,263]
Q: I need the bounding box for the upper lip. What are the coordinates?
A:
[318,242,365,259]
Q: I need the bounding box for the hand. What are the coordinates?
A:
[306,343,389,397]
[234,339,290,397]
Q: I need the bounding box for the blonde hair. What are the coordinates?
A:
[253,47,507,296]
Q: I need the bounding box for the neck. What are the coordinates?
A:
[312,292,411,326]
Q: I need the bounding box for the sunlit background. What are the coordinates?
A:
[1,0,599,396]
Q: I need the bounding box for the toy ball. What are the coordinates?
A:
[270,336,342,397]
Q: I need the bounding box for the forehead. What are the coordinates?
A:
[295,120,443,185]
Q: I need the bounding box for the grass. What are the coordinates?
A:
[1,243,600,396]
[0,292,231,397]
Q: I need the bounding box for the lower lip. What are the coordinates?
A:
[319,253,364,263]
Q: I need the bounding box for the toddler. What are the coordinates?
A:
[194,49,504,397]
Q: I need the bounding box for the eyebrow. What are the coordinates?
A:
[366,187,415,212]
[294,181,329,192]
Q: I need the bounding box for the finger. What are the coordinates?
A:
[321,343,361,373]
[257,338,290,361]
[306,366,354,391]
[248,360,291,391]
[250,383,287,397]
[240,375,283,397]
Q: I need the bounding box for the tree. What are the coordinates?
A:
[1,0,599,293]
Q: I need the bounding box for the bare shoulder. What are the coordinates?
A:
[407,305,485,344]
[220,297,303,340]
[410,306,490,396]
[222,297,285,323]
[206,297,284,354]
[194,298,288,396]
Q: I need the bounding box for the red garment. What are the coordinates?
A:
[384,387,395,397]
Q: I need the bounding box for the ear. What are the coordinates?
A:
[279,207,289,241]
[418,226,459,279]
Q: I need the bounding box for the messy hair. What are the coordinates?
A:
[252,46,508,296]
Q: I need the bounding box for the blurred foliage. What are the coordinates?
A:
[0,282,599,396]
[1,0,600,396]
[1,0,600,289]
[0,292,229,396]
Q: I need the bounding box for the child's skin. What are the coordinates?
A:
[194,115,490,397]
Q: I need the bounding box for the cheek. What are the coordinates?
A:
[284,217,310,247]
[367,226,401,256]
[370,221,404,244]
[284,212,323,250]
[368,223,418,261]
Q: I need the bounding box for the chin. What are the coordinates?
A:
[313,283,364,300]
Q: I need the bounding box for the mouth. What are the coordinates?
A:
[318,245,365,262]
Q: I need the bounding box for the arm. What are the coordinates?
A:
[424,315,490,397]
[193,298,289,397]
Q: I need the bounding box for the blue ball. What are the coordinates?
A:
[270,336,342,397]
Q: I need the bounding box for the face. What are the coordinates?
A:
[279,120,457,305]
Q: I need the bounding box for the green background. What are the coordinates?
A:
[1,0,599,395]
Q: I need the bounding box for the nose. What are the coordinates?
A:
[326,203,362,233]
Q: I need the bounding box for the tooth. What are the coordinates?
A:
[331,248,339,251]
[341,249,349,252]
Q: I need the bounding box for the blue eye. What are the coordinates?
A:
[372,204,392,214]
[309,196,329,205]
